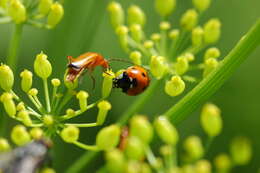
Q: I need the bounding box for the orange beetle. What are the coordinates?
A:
[66,52,109,82]
[113,66,150,96]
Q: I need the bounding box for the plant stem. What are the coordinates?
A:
[7,24,23,71]
[72,141,99,151]
[43,79,51,113]
[165,19,260,124]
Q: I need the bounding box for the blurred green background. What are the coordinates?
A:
[0,0,260,172]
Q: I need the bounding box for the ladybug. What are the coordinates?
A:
[113,66,150,96]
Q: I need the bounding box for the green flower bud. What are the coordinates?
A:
[154,116,179,145]
[34,52,52,79]
[125,136,145,160]
[11,125,31,146]
[126,161,142,173]
[116,25,129,51]
[184,53,195,62]
[20,69,33,93]
[40,168,56,173]
[181,165,195,173]
[175,56,189,75]
[17,110,32,126]
[183,136,204,161]
[51,78,61,87]
[160,145,173,156]
[192,0,211,12]
[28,88,38,96]
[106,149,126,173]
[0,138,11,152]
[140,163,152,173]
[43,115,54,126]
[180,9,198,31]
[192,26,204,46]
[204,19,221,44]
[29,127,44,140]
[160,21,171,30]
[214,153,231,172]
[203,58,219,78]
[169,29,179,40]
[130,51,142,65]
[151,33,161,42]
[1,93,16,118]
[8,0,26,24]
[97,100,111,125]
[76,91,89,111]
[102,70,115,99]
[200,103,222,137]
[130,24,144,42]
[96,124,121,150]
[230,136,252,165]
[47,2,64,28]
[155,0,176,17]
[38,0,53,15]
[0,64,14,91]
[107,1,125,29]
[61,125,80,143]
[195,160,211,173]
[130,115,153,143]
[165,76,185,97]
[150,56,167,79]
[204,47,221,60]
[16,102,25,111]
[143,40,154,49]
[127,5,146,27]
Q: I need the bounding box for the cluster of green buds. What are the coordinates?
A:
[0,51,118,153]
[101,103,252,173]
[107,0,222,97]
[0,0,64,29]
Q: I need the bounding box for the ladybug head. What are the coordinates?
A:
[113,72,137,93]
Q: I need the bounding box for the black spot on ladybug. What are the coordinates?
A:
[131,67,136,70]
[142,72,146,77]
[132,78,138,87]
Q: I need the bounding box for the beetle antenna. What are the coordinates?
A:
[107,58,135,65]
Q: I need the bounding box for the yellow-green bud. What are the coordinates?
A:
[8,0,26,24]
[195,160,211,173]
[66,108,75,118]
[130,51,142,65]
[150,56,167,79]
[116,25,129,51]
[51,78,61,87]
[180,9,198,31]
[40,168,56,173]
[20,69,33,93]
[204,47,221,60]
[169,29,179,40]
[192,26,204,46]
[76,91,89,111]
[175,56,189,75]
[38,0,53,15]
[102,70,115,99]
[16,102,25,111]
[105,149,126,173]
[34,52,52,79]
[184,53,195,62]
[29,127,44,140]
[0,64,14,91]
[130,24,144,42]
[143,40,154,49]
[140,163,152,173]
[192,0,211,12]
[130,115,153,143]
[47,2,64,28]
[127,5,146,27]
[151,33,161,42]
[200,103,222,137]
[214,153,231,172]
[183,136,204,161]
[181,165,195,173]
[127,161,142,173]
[160,145,173,156]
[0,138,10,152]
[96,124,121,151]
[17,110,32,126]
[203,58,219,78]
[107,1,125,29]
[154,116,179,145]
[160,21,171,30]
[203,19,221,44]
[11,125,31,146]
[1,93,16,118]
[28,88,38,96]
[43,115,54,126]
[165,76,185,97]
[230,136,252,165]
[97,100,111,125]
[155,0,176,17]
[125,136,145,160]
[61,125,79,143]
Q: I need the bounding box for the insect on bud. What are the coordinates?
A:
[125,136,145,160]
[180,9,198,31]
[192,0,211,12]
[30,127,44,140]
[183,136,204,161]
[155,0,176,17]
[130,51,142,65]
[76,91,89,111]
[204,47,221,60]
[130,115,153,144]
[150,56,167,79]
[38,0,53,15]
[154,116,179,145]
[34,52,52,79]
[169,29,179,40]
[175,56,189,75]
[102,70,115,99]
[130,24,144,43]
[97,100,111,125]
[192,26,204,46]
[61,125,80,143]
[51,78,61,87]
[20,69,33,93]
[105,149,126,173]
[17,110,32,126]
[1,92,16,118]
[214,153,231,172]
[96,124,121,151]
[203,58,219,78]
[47,2,64,29]
[107,1,125,29]
[127,5,146,27]
[0,138,11,152]
[43,115,54,126]
[8,0,26,24]
[0,64,14,92]
[195,160,211,173]
[11,125,31,146]
[165,75,185,97]
[204,18,221,44]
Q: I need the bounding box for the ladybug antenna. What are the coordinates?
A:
[107,58,135,66]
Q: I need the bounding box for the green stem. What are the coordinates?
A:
[65,123,98,128]
[7,24,23,71]
[43,79,51,113]
[72,141,99,151]
[165,19,260,124]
